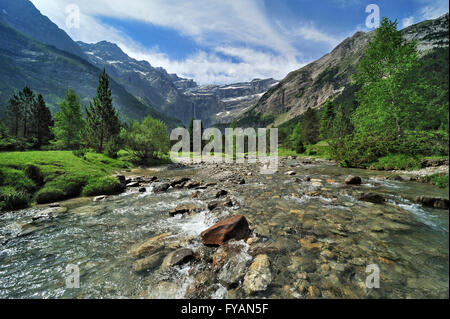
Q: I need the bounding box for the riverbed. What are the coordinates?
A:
[0,157,448,299]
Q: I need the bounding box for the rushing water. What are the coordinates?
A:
[0,159,448,299]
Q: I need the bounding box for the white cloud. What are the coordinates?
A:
[419,0,449,20]
[402,16,415,28]
[28,0,342,84]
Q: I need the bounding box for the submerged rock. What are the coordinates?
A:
[358,193,385,204]
[201,214,251,246]
[243,254,272,294]
[128,233,172,258]
[133,251,165,273]
[161,248,194,269]
[32,206,68,221]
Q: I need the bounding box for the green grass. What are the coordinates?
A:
[82,176,123,197]
[368,154,422,171]
[419,174,449,189]
[0,151,132,209]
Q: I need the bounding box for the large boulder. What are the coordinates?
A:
[201,214,251,246]
[243,254,272,294]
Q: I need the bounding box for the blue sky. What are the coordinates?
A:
[31,0,449,85]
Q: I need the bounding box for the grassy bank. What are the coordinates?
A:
[0,151,133,211]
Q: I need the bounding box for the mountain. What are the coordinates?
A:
[0,0,85,59]
[78,40,278,126]
[183,79,278,125]
[0,20,180,128]
[239,13,449,127]
[77,41,194,125]
[0,1,180,128]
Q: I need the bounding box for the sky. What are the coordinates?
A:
[30,0,449,85]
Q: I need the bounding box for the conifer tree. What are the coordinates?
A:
[30,94,53,147]
[85,69,120,153]
[53,89,84,149]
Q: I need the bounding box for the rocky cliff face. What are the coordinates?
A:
[243,13,449,127]
[182,78,279,125]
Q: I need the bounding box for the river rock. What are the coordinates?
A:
[243,254,272,294]
[153,183,170,193]
[358,193,385,204]
[161,248,194,269]
[345,176,362,185]
[128,232,172,258]
[133,251,165,273]
[126,181,140,188]
[212,240,252,287]
[169,204,200,216]
[216,190,228,198]
[114,175,126,188]
[170,177,190,187]
[416,196,449,210]
[185,270,218,298]
[184,181,200,189]
[147,281,179,299]
[93,195,108,202]
[207,197,233,211]
[32,206,68,221]
[194,246,215,263]
[201,214,251,246]
[286,171,296,176]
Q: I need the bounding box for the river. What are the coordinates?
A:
[0,157,448,299]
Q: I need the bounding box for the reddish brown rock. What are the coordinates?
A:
[201,214,251,246]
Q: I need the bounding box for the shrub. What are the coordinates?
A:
[0,186,30,210]
[82,176,124,197]
[121,116,170,165]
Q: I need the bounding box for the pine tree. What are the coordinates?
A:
[53,89,84,149]
[85,69,120,153]
[301,107,320,145]
[18,87,35,139]
[319,99,335,140]
[6,94,22,138]
[30,94,53,148]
